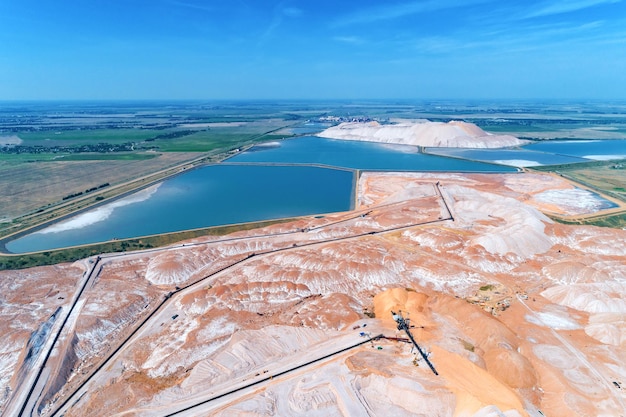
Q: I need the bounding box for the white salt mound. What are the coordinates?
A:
[319,120,526,148]
[541,282,626,314]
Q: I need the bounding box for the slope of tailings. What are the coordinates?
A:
[2,172,626,417]
[318,120,526,148]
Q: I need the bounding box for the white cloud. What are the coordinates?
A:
[333,36,366,45]
[526,0,622,18]
[372,17,615,61]
[283,7,303,17]
[164,0,214,13]
[332,0,493,27]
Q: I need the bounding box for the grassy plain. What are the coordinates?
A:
[547,212,626,228]
[152,127,293,152]
[0,153,158,162]
[0,153,197,223]
[17,128,163,145]
[57,153,159,161]
[580,212,626,228]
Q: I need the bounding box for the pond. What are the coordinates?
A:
[5,164,354,253]
[229,136,519,172]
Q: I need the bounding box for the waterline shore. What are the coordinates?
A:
[2,163,356,254]
[0,148,246,254]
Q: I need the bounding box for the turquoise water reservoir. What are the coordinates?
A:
[5,165,353,253]
[428,139,626,166]
[5,136,518,253]
[229,136,518,171]
[426,148,588,166]
[523,139,626,159]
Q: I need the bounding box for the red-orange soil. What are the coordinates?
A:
[1,172,625,416]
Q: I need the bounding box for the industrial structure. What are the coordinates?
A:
[392,311,439,376]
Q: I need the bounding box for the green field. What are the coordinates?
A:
[0,152,159,162]
[151,130,294,152]
[0,153,61,162]
[585,212,626,228]
[17,128,164,145]
[550,212,626,229]
[56,153,159,161]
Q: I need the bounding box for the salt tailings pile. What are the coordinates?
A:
[318,120,527,148]
[1,172,625,416]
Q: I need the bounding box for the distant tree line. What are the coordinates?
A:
[0,129,203,154]
[0,142,135,154]
[144,130,197,141]
[62,183,110,200]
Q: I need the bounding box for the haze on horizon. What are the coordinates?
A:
[1,0,625,101]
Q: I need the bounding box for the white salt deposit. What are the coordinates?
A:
[449,185,553,258]
[319,120,527,148]
[0,135,22,146]
[534,188,611,215]
[541,282,626,314]
[36,183,161,234]
[583,154,626,160]
[145,251,203,286]
[254,141,281,148]
[493,159,542,167]
[525,312,581,330]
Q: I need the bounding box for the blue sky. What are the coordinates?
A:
[1,0,625,100]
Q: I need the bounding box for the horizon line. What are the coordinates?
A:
[1,98,625,103]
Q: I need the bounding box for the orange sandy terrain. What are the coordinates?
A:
[1,172,625,416]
